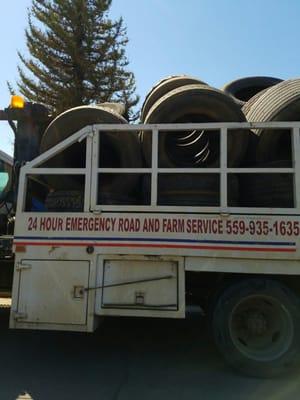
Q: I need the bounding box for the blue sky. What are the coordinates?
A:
[1,0,300,155]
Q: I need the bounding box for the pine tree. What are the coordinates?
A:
[12,0,139,119]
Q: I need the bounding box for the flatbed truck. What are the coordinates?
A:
[2,99,300,377]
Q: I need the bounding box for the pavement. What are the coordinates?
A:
[0,305,299,400]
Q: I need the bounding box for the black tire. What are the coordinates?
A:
[46,190,138,211]
[239,160,294,208]
[46,190,84,212]
[222,76,282,102]
[143,174,239,206]
[141,84,249,168]
[232,97,246,109]
[98,192,138,205]
[213,278,300,377]
[141,75,207,122]
[242,88,270,117]
[40,105,142,193]
[159,173,221,206]
[245,79,300,163]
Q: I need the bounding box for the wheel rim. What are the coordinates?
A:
[229,294,294,362]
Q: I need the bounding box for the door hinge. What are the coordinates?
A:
[16,262,32,271]
[13,311,28,320]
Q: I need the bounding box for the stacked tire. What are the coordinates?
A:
[40,104,143,210]
[39,74,300,210]
[237,78,300,208]
[222,76,282,105]
[140,75,249,206]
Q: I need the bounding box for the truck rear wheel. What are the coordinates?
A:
[212,278,300,377]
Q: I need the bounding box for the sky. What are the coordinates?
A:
[1,0,300,155]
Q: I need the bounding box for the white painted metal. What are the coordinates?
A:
[220,127,227,209]
[226,168,294,173]
[292,127,300,209]
[84,134,93,212]
[96,168,152,173]
[25,168,86,175]
[11,260,89,325]
[90,128,99,211]
[16,167,27,216]
[0,149,13,166]
[95,255,185,318]
[151,129,159,206]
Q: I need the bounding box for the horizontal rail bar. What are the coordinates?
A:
[226,168,295,173]
[25,168,86,175]
[93,122,300,131]
[92,205,298,214]
[156,168,220,173]
[94,168,294,174]
[92,205,222,213]
[96,168,152,173]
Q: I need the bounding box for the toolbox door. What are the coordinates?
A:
[15,260,89,325]
[95,256,185,318]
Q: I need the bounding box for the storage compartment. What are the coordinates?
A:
[95,256,184,318]
[15,260,90,325]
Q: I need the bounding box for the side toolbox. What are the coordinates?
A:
[10,259,91,331]
[95,255,185,318]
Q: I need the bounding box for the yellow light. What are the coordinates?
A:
[10,95,25,109]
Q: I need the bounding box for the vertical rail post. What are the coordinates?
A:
[220,127,227,210]
[16,167,27,216]
[84,132,93,212]
[292,127,300,209]
[90,126,99,211]
[151,128,159,206]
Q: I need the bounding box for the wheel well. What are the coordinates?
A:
[185,271,300,312]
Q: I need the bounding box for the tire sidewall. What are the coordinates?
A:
[143,85,248,168]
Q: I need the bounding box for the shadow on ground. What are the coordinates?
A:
[0,308,299,400]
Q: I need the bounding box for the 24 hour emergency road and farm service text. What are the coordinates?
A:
[26,215,300,237]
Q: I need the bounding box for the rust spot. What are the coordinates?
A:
[48,246,60,254]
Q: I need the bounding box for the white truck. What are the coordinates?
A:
[6,115,300,378]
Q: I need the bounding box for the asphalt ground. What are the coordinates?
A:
[0,305,299,400]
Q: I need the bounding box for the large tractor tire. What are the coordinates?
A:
[45,190,84,212]
[239,160,294,208]
[222,76,282,103]
[244,79,300,164]
[241,88,270,117]
[40,105,142,199]
[143,173,239,206]
[45,189,138,211]
[141,84,249,168]
[141,75,207,122]
[213,278,300,377]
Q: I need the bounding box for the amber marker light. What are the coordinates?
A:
[10,95,25,109]
[15,245,26,253]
